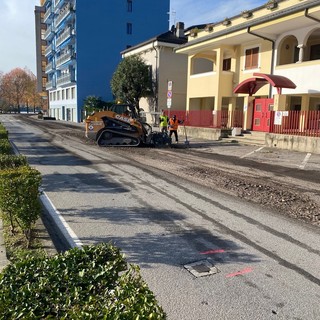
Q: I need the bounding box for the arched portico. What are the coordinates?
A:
[234,73,296,96]
[233,73,296,131]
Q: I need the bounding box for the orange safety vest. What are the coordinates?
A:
[168,118,179,130]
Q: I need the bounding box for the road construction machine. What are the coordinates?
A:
[85,104,171,147]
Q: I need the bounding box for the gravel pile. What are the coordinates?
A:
[183,166,320,226]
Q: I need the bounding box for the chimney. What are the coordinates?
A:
[175,22,185,38]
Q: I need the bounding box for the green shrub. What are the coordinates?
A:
[0,166,42,244]
[0,243,166,319]
[0,124,8,139]
[0,154,28,169]
[0,139,11,155]
[0,130,8,140]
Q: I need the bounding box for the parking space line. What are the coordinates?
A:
[240,146,265,159]
[299,153,312,169]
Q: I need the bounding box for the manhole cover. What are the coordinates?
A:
[184,259,219,278]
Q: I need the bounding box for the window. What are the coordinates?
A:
[245,47,259,69]
[127,0,132,12]
[310,44,320,61]
[71,87,75,99]
[127,23,132,35]
[223,58,231,71]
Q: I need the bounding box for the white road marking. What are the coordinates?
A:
[240,146,265,158]
[299,153,312,169]
[40,192,83,249]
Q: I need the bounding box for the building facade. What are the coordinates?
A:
[121,22,188,122]
[38,0,169,122]
[34,3,49,112]
[175,0,320,132]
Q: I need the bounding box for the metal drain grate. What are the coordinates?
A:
[184,259,219,278]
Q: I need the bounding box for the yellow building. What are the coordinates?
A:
[176,0,320,132]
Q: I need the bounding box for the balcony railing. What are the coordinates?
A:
[46,80,55,90]
[45,61,53,73]
[54,0,62,8]
[44,7,53,23]
[56,26,72,47]
[44,27,54,40]
[45,44,53,56]
[57,73,75,86]
[55,6,73,27]
[56,52,73,67]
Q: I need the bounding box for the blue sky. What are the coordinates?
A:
[0,0,266,75]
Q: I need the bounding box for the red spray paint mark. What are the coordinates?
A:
[200,249,225,255]
[226,267,253,278]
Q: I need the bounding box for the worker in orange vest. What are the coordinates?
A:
[168,114,183,143]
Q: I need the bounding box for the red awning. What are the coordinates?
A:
[233,77,269,96]
[233,73,296,95]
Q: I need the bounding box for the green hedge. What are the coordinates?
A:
[0,243,166,319]
[0,154,28,169]
[0,130,8,140]
[0,166,42,243]
[0,139,11,155]
[0,123,7,137]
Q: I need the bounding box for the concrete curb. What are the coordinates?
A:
[40,191,83,249]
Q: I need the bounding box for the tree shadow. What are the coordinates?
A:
[53,205,260,269]
[41,172,129,193]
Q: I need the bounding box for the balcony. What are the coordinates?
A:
[189,72,218,97]
[44,26,54,40]
[46,79,56,90]
[56,51,73,68]
[44,7,54,23]
[55,5,74,28]
[45,61,54,73]
[45,44,54,57]
[54,0,62,8]
[56,26,72,47]
[57,73,75,86]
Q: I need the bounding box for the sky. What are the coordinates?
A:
[0,0,266,75]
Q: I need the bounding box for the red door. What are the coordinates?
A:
[252,98,274,132]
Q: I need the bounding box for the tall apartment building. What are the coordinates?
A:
[36,0,169,122]
[34,2,48,112]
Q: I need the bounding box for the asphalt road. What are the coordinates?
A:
[2,114,320,320]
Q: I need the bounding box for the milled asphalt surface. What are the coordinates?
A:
[1,119,320,270]
[1,115,320,320]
